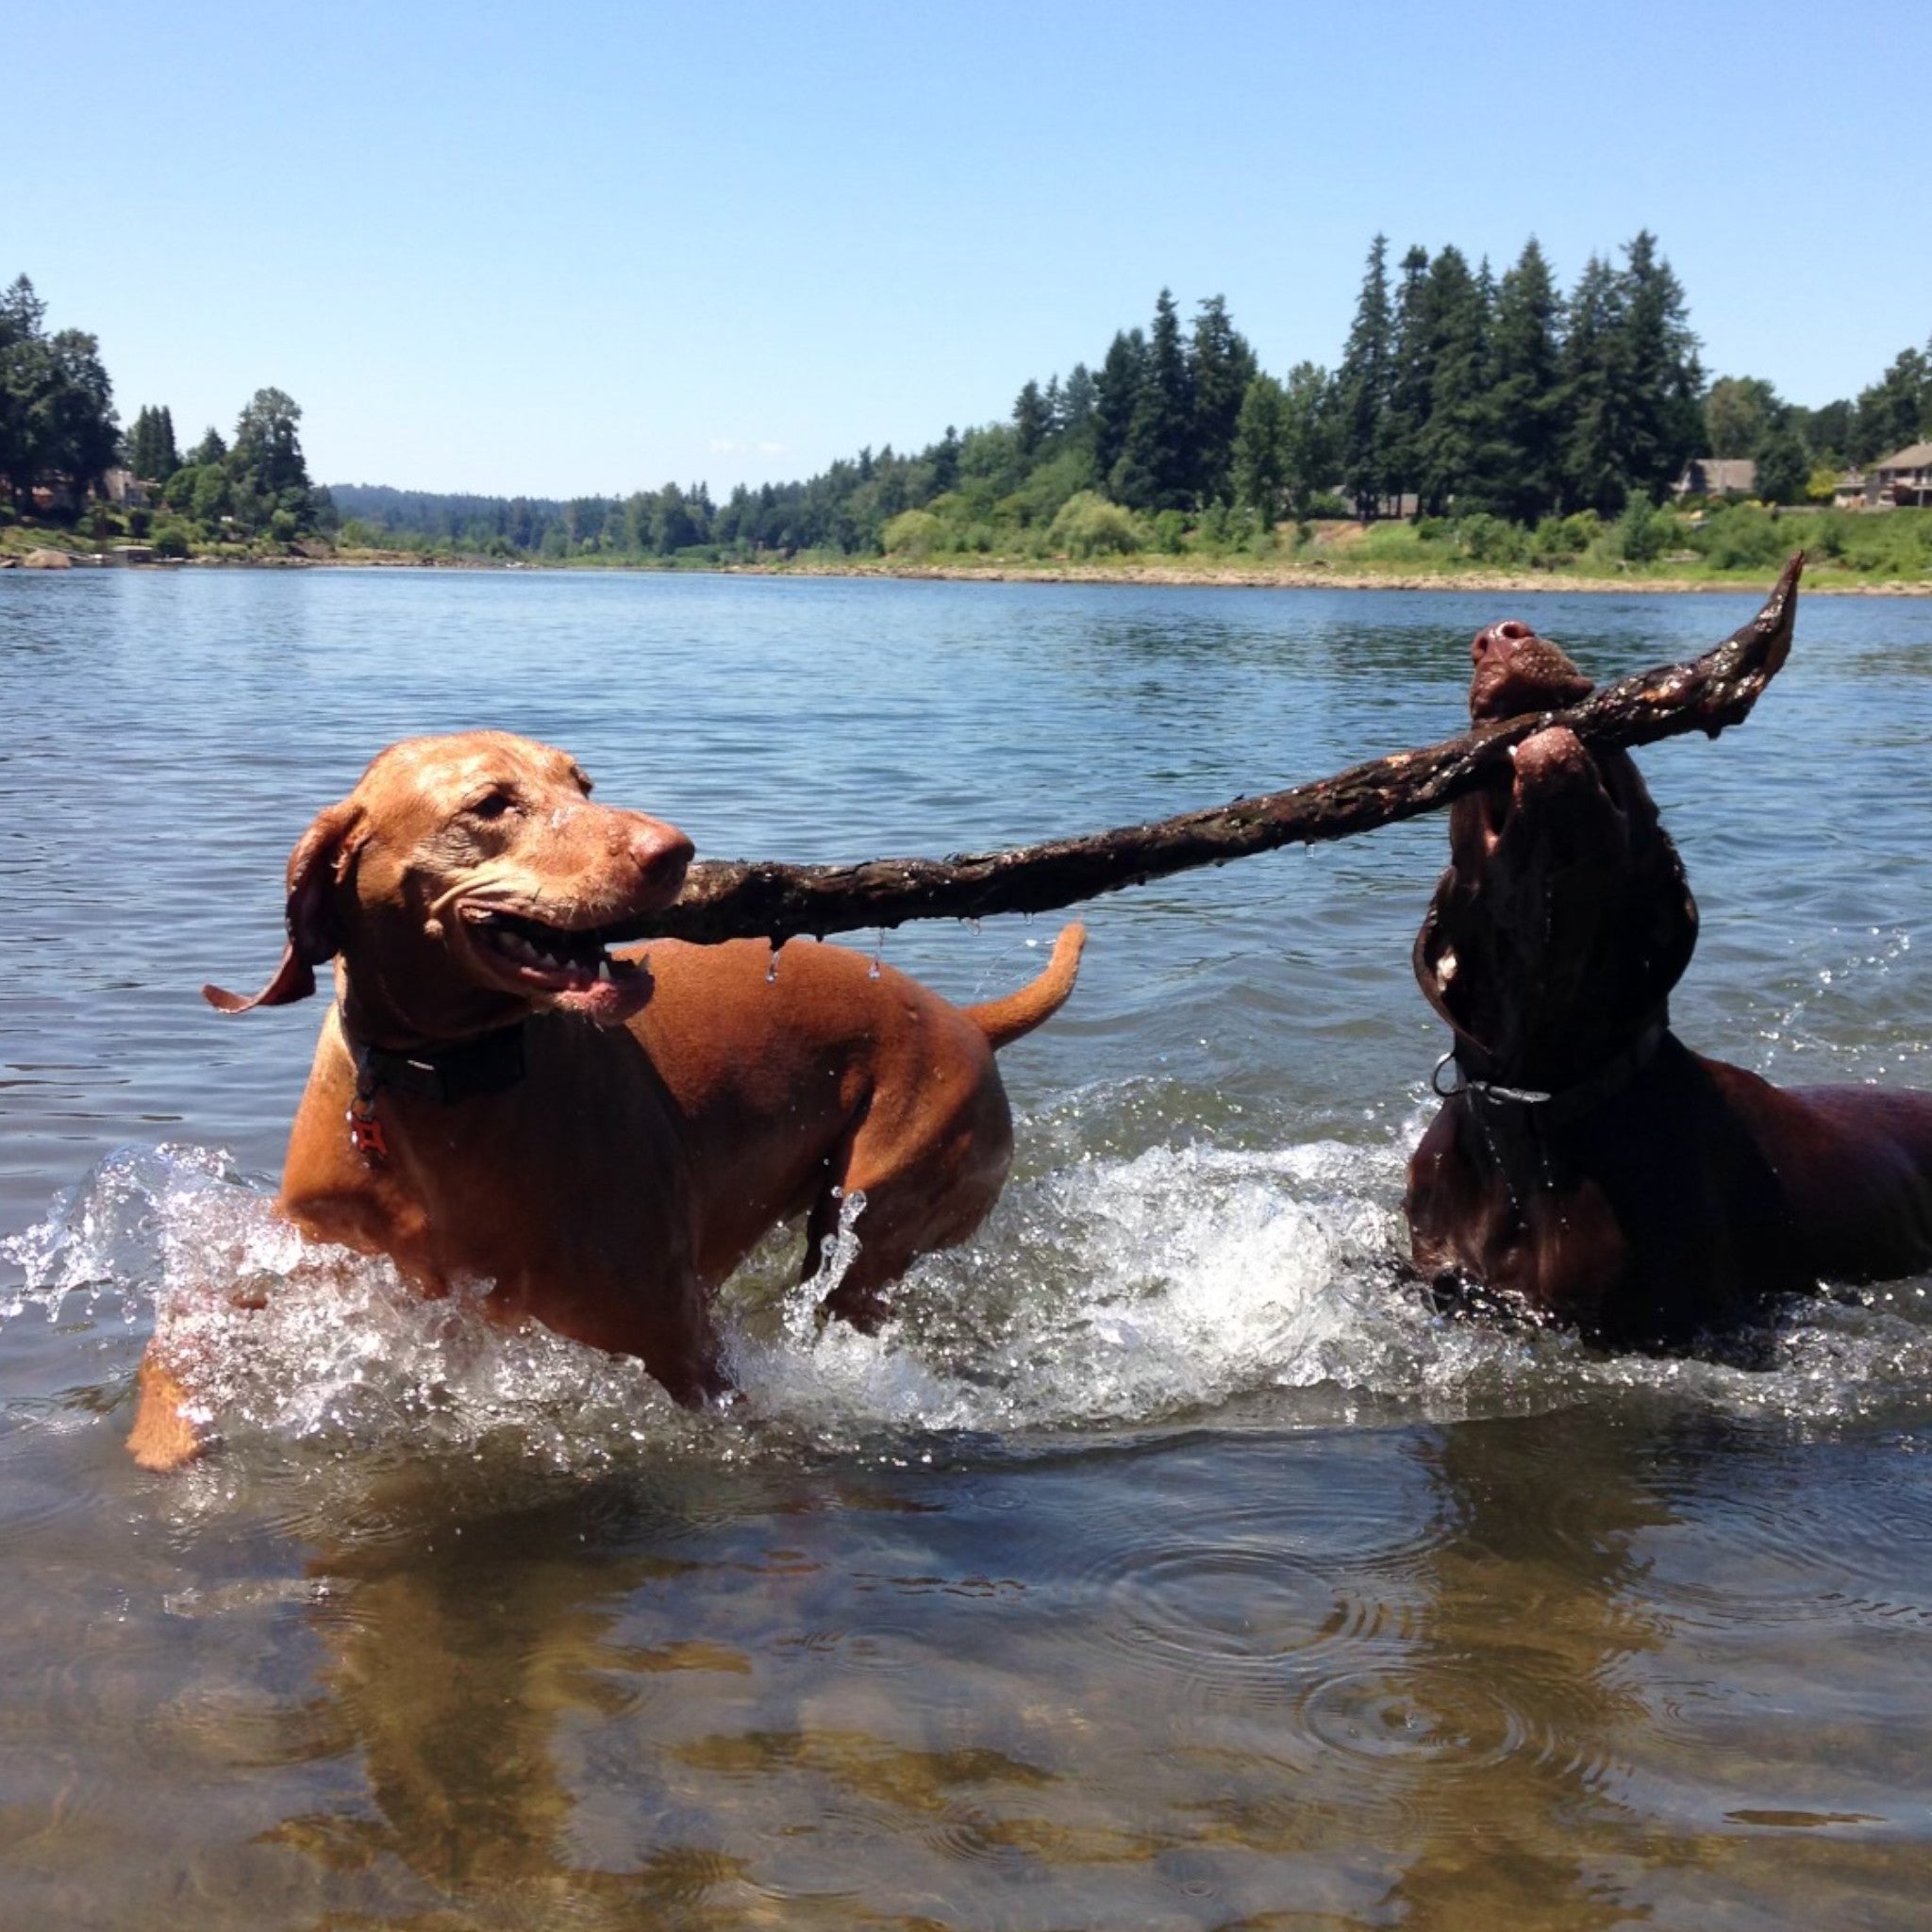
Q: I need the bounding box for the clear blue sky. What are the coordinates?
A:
[11,0,1926,498]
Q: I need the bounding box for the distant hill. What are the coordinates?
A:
[327,483,571,553]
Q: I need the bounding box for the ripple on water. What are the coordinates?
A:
[1065,1487,1452,1710]
[1640,1457,1932,1637]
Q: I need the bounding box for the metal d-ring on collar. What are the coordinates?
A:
[1437,1012,1676,1128]
[1429,1012,1669,1205]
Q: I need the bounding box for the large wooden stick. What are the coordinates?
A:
[616,554,1802,944]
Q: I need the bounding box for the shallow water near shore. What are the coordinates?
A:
[6,567,1932,1928]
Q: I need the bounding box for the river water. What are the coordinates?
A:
[4,566,1932,1928]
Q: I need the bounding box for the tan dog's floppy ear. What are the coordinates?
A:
[204,800,366,1012]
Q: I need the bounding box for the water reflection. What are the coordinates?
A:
[235,1414,1702,1924]
[273,1471,726,1908]
[1364,1408,1681,1927]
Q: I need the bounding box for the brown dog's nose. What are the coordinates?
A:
[1472,618,1535,665]
[629,817,694,898]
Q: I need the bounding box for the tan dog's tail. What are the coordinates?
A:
[965,924,1086,1050]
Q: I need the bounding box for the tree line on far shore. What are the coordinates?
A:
[8,245,1931,568]
[335,230,1932,566]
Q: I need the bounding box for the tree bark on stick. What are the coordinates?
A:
[617,555,1803,946]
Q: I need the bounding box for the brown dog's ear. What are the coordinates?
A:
[204,800,366,1013]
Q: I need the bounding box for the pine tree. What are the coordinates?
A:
[1338,236,1392,519]
[128,405,154,480]
[1114,290,1195,510]
[1382,244,1433,512]
[1613,231,1703,502]
[0,275,120,512]
[1231,373,1288,524]
[1415,246,1488,515]
[1059,362,1096,439]
[228,387,314,532]
[1471,238,1563,522]
[1280,362,1340,517]
[128,404,179,481]
[928,425,960,495]
[1188,294,1256,505]
[1091,330,1145,496]
[1012,378,1049,458]
[1557,253,1626,515]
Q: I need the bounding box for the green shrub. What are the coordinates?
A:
[1151,508,1188,554]
[882,508,944,558]
[1047,491,1142,558]
[1527,510,1600,568]
[1613,497,1670,564]
[1456,512,1527,566]
[1694,503,1786,571]
[150,522,191,559]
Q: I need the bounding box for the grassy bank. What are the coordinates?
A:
[11,504,1929,595]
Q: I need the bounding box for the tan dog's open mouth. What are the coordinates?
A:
[457,904,653,1022]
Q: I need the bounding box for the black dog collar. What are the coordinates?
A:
[1443,1008,1670,1135]
[343,1009,528,1106]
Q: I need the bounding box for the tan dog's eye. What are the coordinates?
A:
[467,791,518,821]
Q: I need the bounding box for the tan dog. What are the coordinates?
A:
[129,730,1083,1468]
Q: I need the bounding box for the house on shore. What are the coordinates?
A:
[1673,457,1757,499]
[1864,443,1932,508]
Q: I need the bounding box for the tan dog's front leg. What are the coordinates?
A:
[127,1350,204,1472]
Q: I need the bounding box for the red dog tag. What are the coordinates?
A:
[347,1104,390,1164]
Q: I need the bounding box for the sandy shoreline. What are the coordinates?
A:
[8,547,1928,595]
[720,558,1932,597]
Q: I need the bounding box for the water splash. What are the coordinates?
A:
[5,1119,1931,1471]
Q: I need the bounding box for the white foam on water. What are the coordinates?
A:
[4,1123,1931,1471]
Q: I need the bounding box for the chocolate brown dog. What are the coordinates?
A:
[1407,620,1932,1344]
[130,730,1083,1467]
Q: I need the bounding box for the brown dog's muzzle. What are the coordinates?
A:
[1469,620,1595,723]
